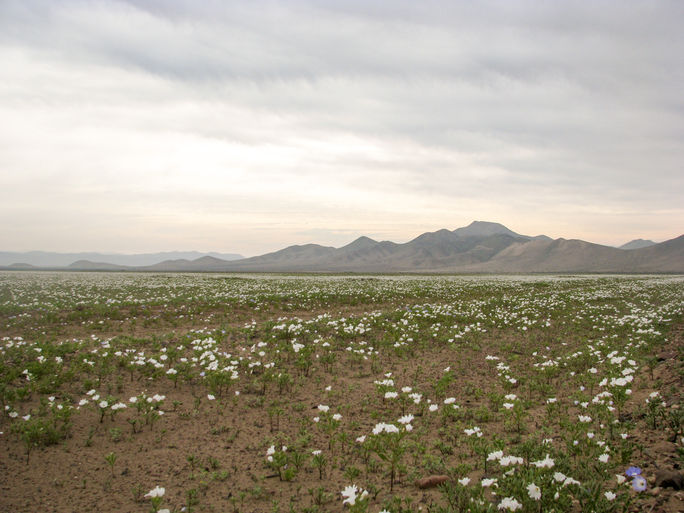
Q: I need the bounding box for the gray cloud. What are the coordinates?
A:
[0,0,682,253]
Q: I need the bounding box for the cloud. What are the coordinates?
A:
[0,0,682,253]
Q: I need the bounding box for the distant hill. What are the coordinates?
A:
[619,239,656,250]
[2,223,681,273]
[0,251,243,268]
[68,260,129,271]
[7,263,37,269]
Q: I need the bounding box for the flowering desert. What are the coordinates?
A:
[0,272,682,512]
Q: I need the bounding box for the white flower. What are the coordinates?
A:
[145,486,165,498]
[207,394,215,400]
[317,404,329,413]
[341,484,367,506]
[429,404,438,412]
[356,435,366,443]
[332,413,342,421]
[598,453,609,463]
[312,450,321,456]
[531,454,554,468]
[497,497,522,511]
[481,478,497,487]
[98,400,108,409]
[527,483,541,500]
[616,474,626,484]
[384,391,398,399]
[487,450,503,461]
[604,491,616,501]
[458,477,471,486]
[397,414,414,424]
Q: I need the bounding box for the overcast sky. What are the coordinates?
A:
[1,0,682,256]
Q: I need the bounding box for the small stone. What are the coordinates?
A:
[655,469,684,490]
[415,475,449,489]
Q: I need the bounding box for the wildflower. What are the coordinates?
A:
[527,483,541,500]
[356,435,366,443]
[481,478,497,487]
[497,497,522,511]
[499,455,524,467]
[98,401,108,409]
[464,426,482,437]
[398,414,414,425]
[145,486,165,498]
[384,391,398,399]
[312,450,321,456]
[598,454,609,463]
[429,404,438,412]
[207,394,215,400]
[553,472,567,483]
[531,454,554,469]
[625,466,641,477]
[604,491,616,501]
[458,477,470,486]
[341,484,368,506]
[487,451,504,461]
[332,413,342,421]
[632,475,647,492]
[616,474,626,484]
[562,477,580,487]
[317,405,329,413]
[373,422,399,434]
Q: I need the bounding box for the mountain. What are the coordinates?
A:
[68,260,129,271]
[2,223,681,273]
[619,239,656,250]
[205,224,682,273]
[0,251,243,267]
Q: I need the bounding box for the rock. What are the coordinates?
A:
[415,475,449,489]
[657,351,676,361]
[655,469,684,490]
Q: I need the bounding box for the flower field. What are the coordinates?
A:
[0,272,682,512]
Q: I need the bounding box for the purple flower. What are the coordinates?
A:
[632,475,647,492]
[625,466,641,477]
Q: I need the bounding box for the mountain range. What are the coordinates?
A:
[0,251,243,268]
[2,222,682,273]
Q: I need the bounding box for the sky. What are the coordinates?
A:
[1,0,683,257]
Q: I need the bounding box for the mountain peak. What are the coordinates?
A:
[453,221,520,238]
[340,235,378,250]
[619,239,656,250]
